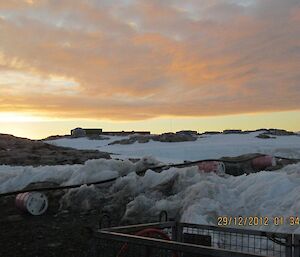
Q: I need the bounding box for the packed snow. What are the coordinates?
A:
[47,132,300,163]
[1,157,300,235]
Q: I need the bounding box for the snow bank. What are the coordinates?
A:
[2,156,298,233]
[0,156,161,194]
[107,163,300,234]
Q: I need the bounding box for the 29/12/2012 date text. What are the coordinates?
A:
[217,216,300,226]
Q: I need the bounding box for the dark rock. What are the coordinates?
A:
[109,135,150,145]
[223,129,245,134]
[176,130,198,136]
[256,133,276,139]
[137,137,150,143]
[264,129,296,136]
[109,132,197,145]
[153,133,197,142]
[201,131,222,135]
[0,134,110,166]
[108,137,136,145]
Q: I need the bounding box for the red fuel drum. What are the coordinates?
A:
[197,161,226,174]
[15,192,48,215]
[251,155,276,170]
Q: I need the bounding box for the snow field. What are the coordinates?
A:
[47,132,300,162]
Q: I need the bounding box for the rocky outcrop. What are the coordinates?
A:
[201,131,221,135]
[256,133,276,139]
[176,130,198,136]
[0,134,110,166]
[263,129,297,136]
[108,136,150,145]
[223,129,248,134]
[109,132,197,145]
[201,128,297,136]
[255,129,297,138]
[153,132,197,142]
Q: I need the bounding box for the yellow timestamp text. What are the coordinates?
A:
[217,216,300,226]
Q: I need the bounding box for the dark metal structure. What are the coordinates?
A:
[94,222,299,257]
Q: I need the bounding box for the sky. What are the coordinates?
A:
[0,0,299,139]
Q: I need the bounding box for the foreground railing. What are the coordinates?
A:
[90,221,300,257]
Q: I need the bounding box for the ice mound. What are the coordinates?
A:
[1,158,300,233]
[0,157,161,194]
[60,162,300,233]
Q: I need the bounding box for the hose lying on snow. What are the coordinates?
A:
[0,177,119,198]
[0,154,299,198]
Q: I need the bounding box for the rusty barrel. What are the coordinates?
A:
[251,155,276,170]
[15,192,48,215]
[197,161,226,174]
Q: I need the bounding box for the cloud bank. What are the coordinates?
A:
[0,0,299,120]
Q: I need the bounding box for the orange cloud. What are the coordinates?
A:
[0,0,299,120]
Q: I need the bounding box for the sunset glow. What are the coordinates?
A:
[0,112,44,123]
[0,0,299,137]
